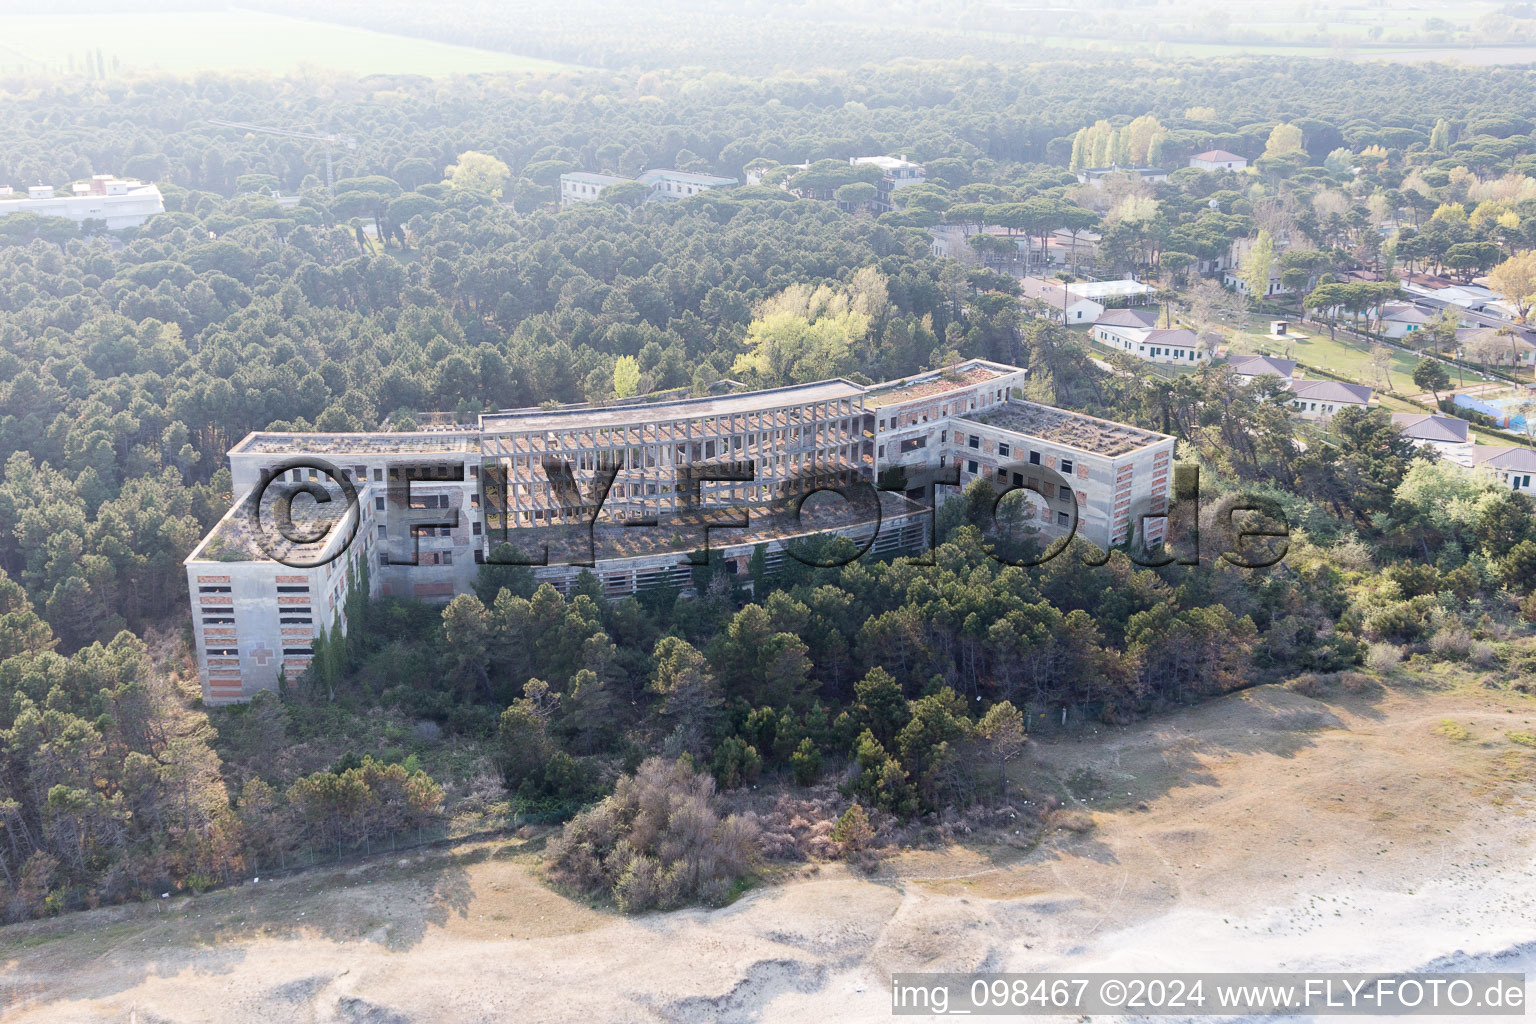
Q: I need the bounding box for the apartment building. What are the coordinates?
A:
[850,155,925,211]
[0,174,163,229]
[185,360,1174,702]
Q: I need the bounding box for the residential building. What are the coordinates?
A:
[1226,354,1296,383]
[851,154,925,211]
[1019,277,1105,323]
[1391,412,1473,465]
[1402,274,1502,314]
[557,168,738,208]
[1455,327,1536,369]
[1285,379,1373,421]
[1091,309,1206,365]
[636,168,739,199]
[0,174,163,229]
[1474,445,1536,492]
[1222,264,1291,297]
[1189,149,1248,172]
[1075,165,1169,187]
[186,361,1175,703]
[559,171,631,206]
[1379,301,1432,339]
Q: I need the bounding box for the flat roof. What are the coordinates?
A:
[562,172,631,186]
[231,429,480,457]
[637,168,738,186]
[1067,279,1155,299]
[863,361,1016,410]
[961,399,1169,457]
[187,483,357,564]
[481,379,863,434]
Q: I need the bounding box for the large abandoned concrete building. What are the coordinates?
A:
[184,360,1173,703]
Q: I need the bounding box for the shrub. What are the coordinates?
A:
[1365,642,1403,673]
[1338,671,1375,694]
[1048,809,1095,834]
[1429,626,1472,661]
[1469,640,1498,667]
[545,757,758,913]
[1521,592,1536,624]
[1285,673,1325,697]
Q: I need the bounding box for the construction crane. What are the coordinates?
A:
[207,119,357,197]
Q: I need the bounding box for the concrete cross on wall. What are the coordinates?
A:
[251,645,274,667]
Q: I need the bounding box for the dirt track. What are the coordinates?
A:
[3,680,1534,1023]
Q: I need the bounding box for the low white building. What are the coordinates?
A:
[1474,445,1536,492]
[0,174,163,230]
[1455,326,1536,369]
[1391,412,1473,466]
[1138,328,1205,365]
[559,171,631,206]
[1067,278,1155,305]
[1091,309,1206,365]
[1285,379,1373,421]
[1076,165,1169,187]
[636,168,739,199]
[1226,354,1296,383]
[558,168,738,207]
[1379,301,1432,339]
[1189,149,1248,172]
[1020,277,1105,324]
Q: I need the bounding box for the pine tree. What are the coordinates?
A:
[831,802,875,850]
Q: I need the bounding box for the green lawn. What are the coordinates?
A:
[1231,327,1427,393]
[0,11,577,77]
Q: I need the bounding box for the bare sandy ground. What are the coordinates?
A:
[3,679,1534,1023]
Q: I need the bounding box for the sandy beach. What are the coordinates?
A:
[3,680,1533,1023]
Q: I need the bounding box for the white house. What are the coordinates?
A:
[1285,379,1373,421]
[1139,328,1205,365]
[1020,277,1105,323]
[1455,326,1536,369]
[1075,165,1169,187]
[1379,301,1432,339]
[1189,149,1248,172]
[1092,308,1159,350]
[635,168,739,199]
[561,168,738,207]
[0,174,163,230]
[1391,412,1473,466]
[1091,309,1205,365]
[559,171,632,206]
[1226,354,1296,383]
[1474,445,1536,492]
[1222,265,1291,297]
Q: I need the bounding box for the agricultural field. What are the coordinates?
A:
[0,11,575,77]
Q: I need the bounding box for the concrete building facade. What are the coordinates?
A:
[185,361,1174,703]
[0,175,163,229]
